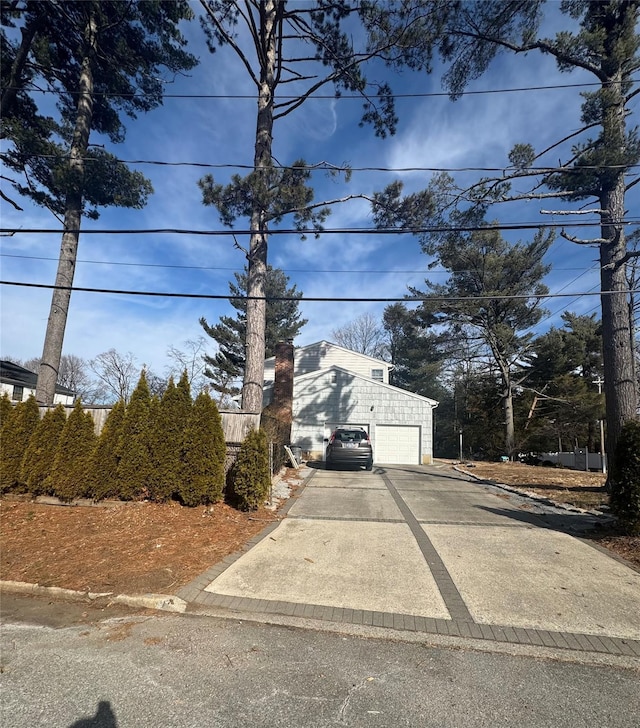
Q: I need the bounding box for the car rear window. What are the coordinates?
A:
[336,430,365,441]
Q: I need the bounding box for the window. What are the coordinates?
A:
[12,385,23,401]
[371,369,384,382]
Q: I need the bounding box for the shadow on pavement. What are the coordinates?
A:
[69,701,118,728]
[477,505,613,536]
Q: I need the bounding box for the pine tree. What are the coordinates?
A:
[2,2,197,404]
[116,370,153,500]
[200,265,307,405]
[229,428,271,511]
[86,399,125,501]
[149,373,192,502]
[46,400,96,501]
[179,391,226,507]
[21,403,67,495]
[0,394,40,492]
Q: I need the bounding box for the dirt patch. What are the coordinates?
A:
[443,460,639,570]
[0,493,283,596]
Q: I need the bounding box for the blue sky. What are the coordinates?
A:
[1,3,637,379]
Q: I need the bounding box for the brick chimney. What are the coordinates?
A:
[272,340,294,422]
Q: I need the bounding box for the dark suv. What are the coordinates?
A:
[325,427,373,470]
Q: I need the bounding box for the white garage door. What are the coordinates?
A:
[374,425,420,464]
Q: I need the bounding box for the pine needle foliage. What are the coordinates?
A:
[87,399,125,501]
[117,370,153,500]
[0,392,13,428]
[0,394,40,493]
[21,404,67,495]
[47,400,96,501]
[229,427,271,511]
[149,372,192,501]
[179,391,226,506]
[610,420,640,535]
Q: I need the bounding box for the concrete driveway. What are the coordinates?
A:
[179,464,640,659]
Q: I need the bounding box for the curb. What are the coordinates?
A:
[0,580,187,614]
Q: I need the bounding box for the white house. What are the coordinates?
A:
[263,341,438,465]
[0,360,75,406]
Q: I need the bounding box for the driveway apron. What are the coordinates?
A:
[179,465,640,658]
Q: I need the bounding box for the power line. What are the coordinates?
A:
[3,219,639,237]
[2,279,637,303]
[0,252,600,276]
[8,153,640,175]
[9,78,635,100]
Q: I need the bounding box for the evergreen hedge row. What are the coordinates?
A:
[0,372,273,510]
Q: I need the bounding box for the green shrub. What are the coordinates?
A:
[0,392,13,428]
[87,400,126,501]
[228,427,271,511]
[116,371,153,500]
[21,404,67,495]
[46,400,97,501]
[148,372,192,501]
[0,394,40,493]
[179,391,226,506]
[610,419,640,535]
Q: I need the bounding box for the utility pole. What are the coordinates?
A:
[594,377,607,474]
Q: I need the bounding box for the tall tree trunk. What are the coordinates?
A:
[242,0,279,413]
[36,7,97,404]
[598,64,638,473]
[502,379,515,458]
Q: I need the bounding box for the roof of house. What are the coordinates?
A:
[264,340,394,369]
[0,360,76,397]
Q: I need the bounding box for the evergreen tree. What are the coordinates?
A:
[229,428,271,511]
[0,394,40,492]
[610,419,640,535]
[1,2,197,404]
[382,303,445,399]
[0,392,13,427]
[21,403,66,495]
[46,400,96,501]
[149,373,192,502]
[86,399,125,501]
[179,391,226,507]
[414,228,553,457]
[200,265,307,404]
[117,370,153,500]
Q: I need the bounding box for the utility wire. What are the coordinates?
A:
[8,78,636,99]
[8,153,640,175]
[2,279,637,303]
[3,219,638,237]
[0,252,601,276]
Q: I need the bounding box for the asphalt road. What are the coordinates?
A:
[1,596,639,728]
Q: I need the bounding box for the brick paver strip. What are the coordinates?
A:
[380,472,474,623]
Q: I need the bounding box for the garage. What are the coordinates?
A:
[374,425,421,465]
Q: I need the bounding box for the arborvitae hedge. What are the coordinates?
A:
[0,392,13,428]
[21,404,67,495]
[149,373,192,501]
[0,394,40,493]
[610,419,640,535]
[229,427,271,511]
[179,391,226,506]
[46,400,97,501]
[87,399,126,501]
[117,370,153,500]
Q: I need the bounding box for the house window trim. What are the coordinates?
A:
[371,368,384,382]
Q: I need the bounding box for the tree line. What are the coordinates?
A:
[0,370,271,511]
